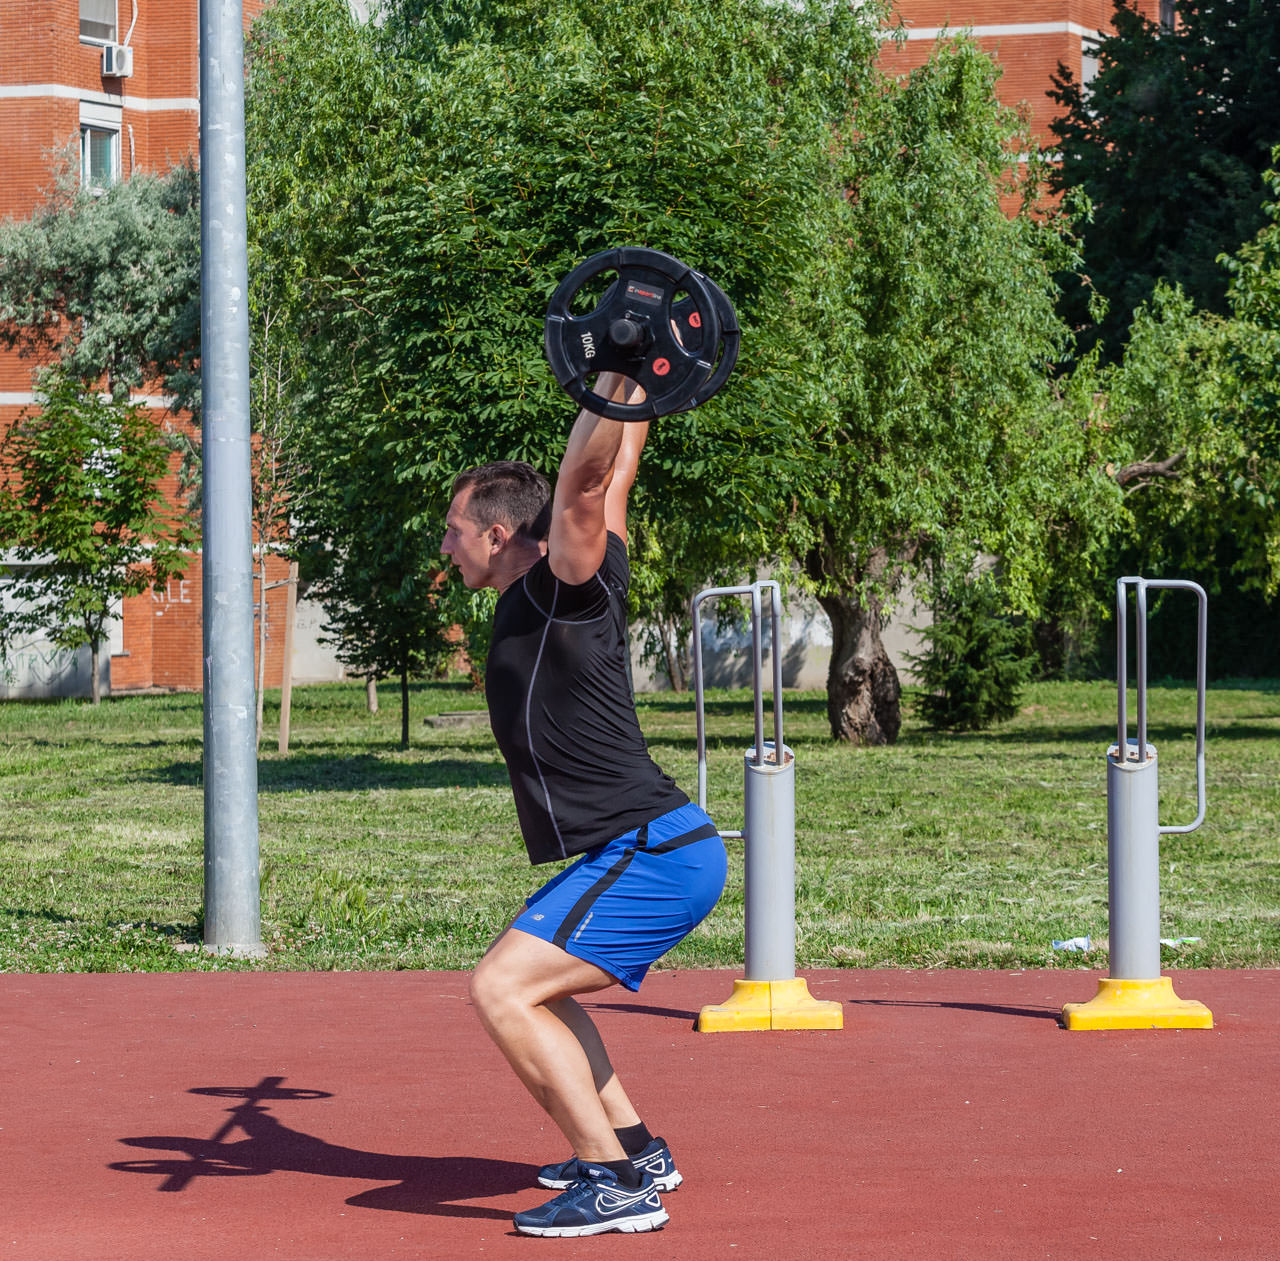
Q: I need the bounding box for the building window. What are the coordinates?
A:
[1159,1,1176,29]
[80,124,120,190]
[1081,40,1100,92]
[81,126,119,189]
[80,101,123,190]
[80,0,117,44]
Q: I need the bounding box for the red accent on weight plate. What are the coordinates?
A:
[653,358,671,376]
[689,312,702,328]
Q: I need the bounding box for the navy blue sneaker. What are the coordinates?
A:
[514,1164,668,1237]
[537,1136,683,1192]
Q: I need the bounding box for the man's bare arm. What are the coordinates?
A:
[548,374,646,585]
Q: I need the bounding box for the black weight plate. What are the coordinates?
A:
[544,247,721,421]
[669,278,740,412]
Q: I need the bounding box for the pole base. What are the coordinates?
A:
[201,940,267,959]
[1062,976,1213,1031]
[698,978,843,1033]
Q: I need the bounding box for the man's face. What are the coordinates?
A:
[440,488,496,589]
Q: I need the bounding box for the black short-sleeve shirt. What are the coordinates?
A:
[485,531,689,865]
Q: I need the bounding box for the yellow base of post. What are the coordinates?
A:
[698,978,843,1033]
[1062,976,1213,1031]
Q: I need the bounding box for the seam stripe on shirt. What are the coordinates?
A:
[518,568,612,625]
[526,578,568,859]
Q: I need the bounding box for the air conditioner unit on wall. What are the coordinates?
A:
[102,44,134,78]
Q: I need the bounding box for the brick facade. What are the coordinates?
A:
[2,0,1164,695]
[881,2,1166,145]
[111,553,294,692]
[1,0,271,694]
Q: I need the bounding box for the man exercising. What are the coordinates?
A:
[440,371,726,1237]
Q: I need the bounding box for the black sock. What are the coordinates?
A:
[614,1121,653,1157]
[595,1157,642,1189]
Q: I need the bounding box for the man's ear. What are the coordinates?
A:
[488,523,510,553]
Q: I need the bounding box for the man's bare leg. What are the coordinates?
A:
[469,928,632,1162]
[546,996,643,1131]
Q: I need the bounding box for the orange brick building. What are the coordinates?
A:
[2,0,1167,697]
[0,0,294,697]
[880,1,1169,144]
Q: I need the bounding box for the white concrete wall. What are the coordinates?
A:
[1,586,930,699]
[0,577,116,699]
[629,586,931,693]
[0,634,106,700]
[288,595,349,685]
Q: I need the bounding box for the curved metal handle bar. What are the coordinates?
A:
[1116,576,1207,834]
[691,581,785,833]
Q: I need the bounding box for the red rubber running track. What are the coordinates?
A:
[4,968,1276,1259]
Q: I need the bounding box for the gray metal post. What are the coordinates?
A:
[743,740,796,982]
[1106,743,1162,978]
[692,581,784,923]
[200,0,262,954]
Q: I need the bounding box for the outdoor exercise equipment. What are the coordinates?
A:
[543,247,738,421]
[1062,577,1213,1030]
[690,580,842,1033]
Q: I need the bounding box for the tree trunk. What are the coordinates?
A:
[815,588,901,745]
[366,676,379,713]
[90,641,101,705]
[399,666,410,750]
[660,615,687,692]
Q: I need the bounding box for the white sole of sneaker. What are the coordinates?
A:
[538,1171,682,1192]
[515,1209,670,1237]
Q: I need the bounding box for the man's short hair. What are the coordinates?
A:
[452,460,552,542]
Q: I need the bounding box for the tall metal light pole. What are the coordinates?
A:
[200,0,262,955]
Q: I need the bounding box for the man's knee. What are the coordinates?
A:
[471,928,615,1022]
[469,952,513,1021]
[470,942,545,1024]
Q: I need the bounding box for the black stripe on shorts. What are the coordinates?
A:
[644,820,721,854]
[552,824,647,951]
[549,820,720,950]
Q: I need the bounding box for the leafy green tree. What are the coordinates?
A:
[246,2,1111,744]
[783,37,1120,741]
[1027,156,1280,677]
[0,160,200,405]
[247,0,872,697]
[1086,170,1280,609]
[0,370,194,703]
[300,468,456,749]
[1222,158,1280,510]
[1049,0,1280,357]
[245,0,443,733]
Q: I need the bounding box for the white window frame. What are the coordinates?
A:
[1080,38,1101,92]
[80,0,118,46]
[80,100,122,191]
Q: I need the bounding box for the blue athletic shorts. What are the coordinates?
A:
[512,801,727,991]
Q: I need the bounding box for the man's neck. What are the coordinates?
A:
[494,538,546,594]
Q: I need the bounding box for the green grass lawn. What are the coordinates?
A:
[2,678,1277,974]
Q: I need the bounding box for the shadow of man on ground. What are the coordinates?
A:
[110,1076,532,1220]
